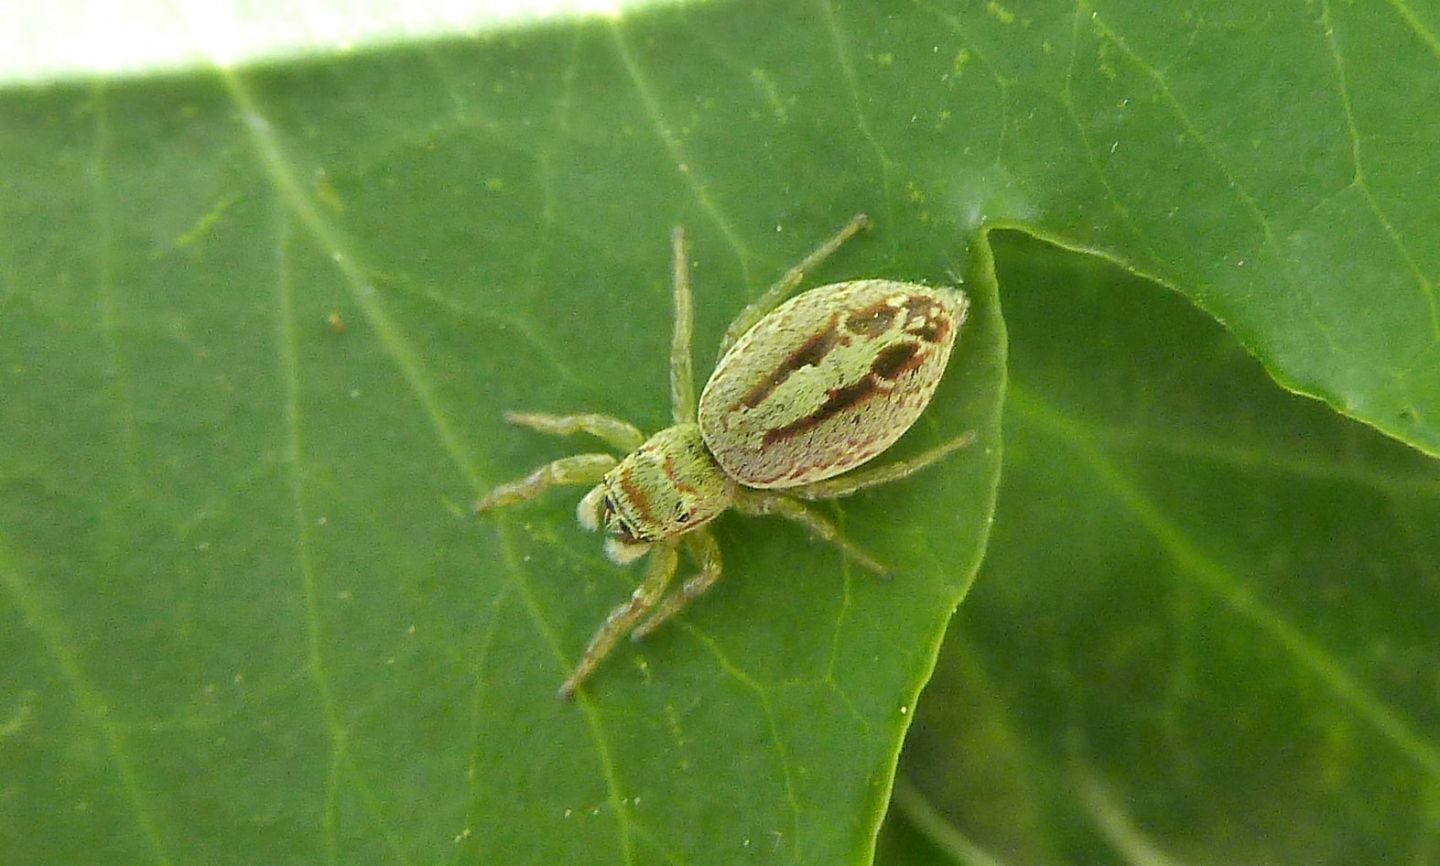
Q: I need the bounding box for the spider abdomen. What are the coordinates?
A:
[698,280,968,489]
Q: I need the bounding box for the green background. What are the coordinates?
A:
[2,1,1438,864]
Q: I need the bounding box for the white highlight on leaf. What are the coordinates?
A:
[1,0,682,84]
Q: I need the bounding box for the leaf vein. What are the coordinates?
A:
[679,625,805,862]
[219,67,650,866]
[0,541,174,866]
[1061,5,1165,269]
[273,203,412,866]
[1081,1,1359,365]
[1383,0,1440,63]
[452,585,511,866]
[493,521,640,865]
[1010,385,1440,779]
[522,31,583,305]
[911,0,1014,167]
[610,21,755,285]
[90,81,142,496]
[1319,0,1440,340]
[818,0,897,214]
[1083,418,1440,497]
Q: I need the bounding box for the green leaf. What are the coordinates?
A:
[0,6,1007,865]
[886,233,1440,864]
[4,0,1439,864]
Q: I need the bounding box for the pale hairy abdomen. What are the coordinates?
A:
[698,280,967,488]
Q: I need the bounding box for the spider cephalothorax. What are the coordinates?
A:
[576,423,736,563]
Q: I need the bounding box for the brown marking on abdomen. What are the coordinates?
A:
[737,313,844,409]
[761,376,882,447]
[912,318,950,344]
[870,341,926,380]
[844,299,899,337]
[903,296,952,344]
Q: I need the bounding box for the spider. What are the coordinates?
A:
[475,214,973,696]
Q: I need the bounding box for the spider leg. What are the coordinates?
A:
[716,213,869,359]
[631,527,723,641]
[670,227,698,425]
[502,411,645,453]
[734,489,887,575]
[559,542,680,698]
[787,431,975,500]
[473,453,617,512]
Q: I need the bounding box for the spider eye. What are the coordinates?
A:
[675,509,691,524]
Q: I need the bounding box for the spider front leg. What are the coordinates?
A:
[631,527,723,641]
[670,226,698,425]
[734,489,888,575]
[716,213,869,358]
[786,431,976,501]
[502,411,644,453]
[560,542,680,698]
[473,453,617,512]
